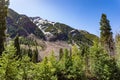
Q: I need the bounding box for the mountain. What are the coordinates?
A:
[30,17,96,45]
[7,9,45,39]
[6,8,99,58]
[30,17,72,41]
[79,30,99,42]
[7,9,98,45]
[6,9,98,46]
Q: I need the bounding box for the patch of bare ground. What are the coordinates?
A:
[24,34,72,60]
[39,41,71,60]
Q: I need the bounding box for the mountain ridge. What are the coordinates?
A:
[7,8,98,46]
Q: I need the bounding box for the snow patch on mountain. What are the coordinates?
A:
[30,17,55,34]
[30,17,57,41]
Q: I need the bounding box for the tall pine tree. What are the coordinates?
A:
[0,0,9,55]
[100,14,115,55]
[32,41,38,63]
[14,35,21,58]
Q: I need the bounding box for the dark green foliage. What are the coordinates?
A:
[14,35,21,58]
[100,14,115,55]
[28,48,32,59]
[19,37,38,46]
[0,0,9,55]
[80,30,99,42]
[59,48,64,60]
[108,59,120,80]
[32,47,38,63]
[100,14,111,40]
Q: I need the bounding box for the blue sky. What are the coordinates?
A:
[10,0,120,36]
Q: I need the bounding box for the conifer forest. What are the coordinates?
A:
[1,0,120,80]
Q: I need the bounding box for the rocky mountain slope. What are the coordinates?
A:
[7,9,45,39]
[30,17,97,45]
[6,9,98,57]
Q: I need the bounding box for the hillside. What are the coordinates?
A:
[6,9,98,57]
[7,9,45,39]
[79,30,99,42]
[30,17,97,45]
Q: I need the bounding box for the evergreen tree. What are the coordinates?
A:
[0,43,19,80]
[19,55,34,80]
[100,14,115,55]
[28,48,32,59]
[48,51,58,80]
[39,57,52,80]
[14,35,21,58]
[32,41,39,63]
[32,57,52,80]
[0,0,9,55]
[59,48,64,60]
[32,48,38,63]
[89,42,119,80]
[71,45,86,80]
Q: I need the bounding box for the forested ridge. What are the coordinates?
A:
[1,0,120,80]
